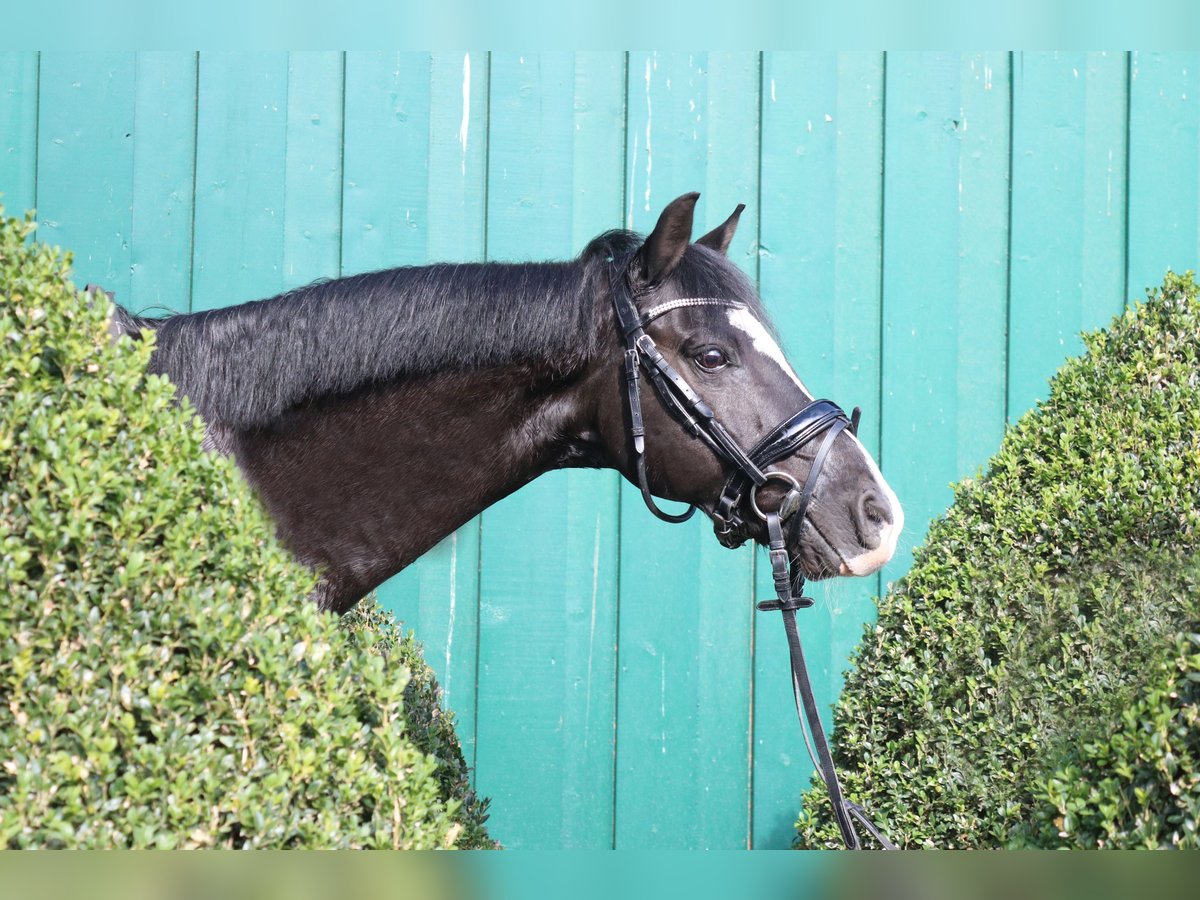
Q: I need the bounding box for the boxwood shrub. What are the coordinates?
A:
[1027,629,1200,849]
[0,208,492,848]
[796,272,1200,848]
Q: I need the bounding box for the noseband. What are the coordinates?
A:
[610,264,895,850]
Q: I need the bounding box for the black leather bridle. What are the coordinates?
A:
[611,264,896,850]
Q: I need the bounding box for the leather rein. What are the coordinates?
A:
[611,265,896,850]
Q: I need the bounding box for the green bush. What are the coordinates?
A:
[1029,630,1200,848]
[0,208,492,848]
[797,273,1200,849]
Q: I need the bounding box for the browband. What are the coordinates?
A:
[636,297,745,332]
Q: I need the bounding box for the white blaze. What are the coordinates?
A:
[842,430,904,577]
[725,307,903,577]
[726,307,811,394]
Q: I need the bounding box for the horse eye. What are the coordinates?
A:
[695,348,728,370]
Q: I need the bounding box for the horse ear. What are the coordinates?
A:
[695,204,745,255]
[635,192,700,286]
[84,283,115,302]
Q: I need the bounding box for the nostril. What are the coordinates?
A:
[854,490,892,547]
[865,494,889,525]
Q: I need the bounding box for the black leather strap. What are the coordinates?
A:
[623,350,646,456]
[780,602,867,848]
[609,261,896,849]
[758,510,897,851]
[712,401,851,548]
[788,418,848,532]
[610,267,757,523]
[746,400,847,467]
[635,455,695,523]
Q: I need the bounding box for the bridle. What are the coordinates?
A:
[610,262,896,850]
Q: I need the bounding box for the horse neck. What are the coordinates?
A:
[224,306,610,614]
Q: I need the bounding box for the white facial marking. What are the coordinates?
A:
[842,430,904,577]
[724,308,903,577]
[726,307,811,395]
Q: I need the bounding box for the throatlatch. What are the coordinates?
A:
[610,261,896,850]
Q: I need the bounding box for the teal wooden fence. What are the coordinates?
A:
[3,51,1197,849]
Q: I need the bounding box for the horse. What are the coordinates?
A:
[109,192,903,614]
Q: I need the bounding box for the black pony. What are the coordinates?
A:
[112,193,902,612]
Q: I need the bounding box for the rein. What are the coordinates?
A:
[610,266,896,850]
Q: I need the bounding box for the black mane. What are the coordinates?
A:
[114,228,764,430]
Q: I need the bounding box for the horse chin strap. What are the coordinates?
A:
[610,264,896,850]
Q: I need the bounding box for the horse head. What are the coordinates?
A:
[592,192,903,582]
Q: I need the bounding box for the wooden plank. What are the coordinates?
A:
[473,51,625,850]
[0,52,39,217]
[190,52,289,312]
[1007,51,1129,418]
[282,51,344,290]
[425,52,490,265]
[380,524,480,759]
[613,51,759,850]
[129,52,197,316]
[36,52,136,298]
[754,51,886,849]
[950,55,1015,487]
[1127,51,1200,299]
[341,52,490,768]
[880,52,1012,583]
[340,52,431,271]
